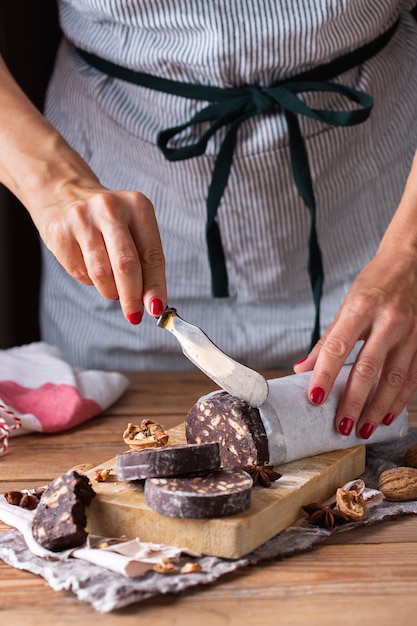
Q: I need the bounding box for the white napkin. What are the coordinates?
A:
[0,495,200,578]
[0,342,129,454]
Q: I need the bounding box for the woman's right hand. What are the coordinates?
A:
[0,55,167,323]
[33,184,167,324]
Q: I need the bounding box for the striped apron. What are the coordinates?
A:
[41,0,417,371]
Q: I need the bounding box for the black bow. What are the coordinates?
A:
[157,78,372,345]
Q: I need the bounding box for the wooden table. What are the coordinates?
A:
[1,370,417,625]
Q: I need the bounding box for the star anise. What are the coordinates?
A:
[302,502,351,530]
[240,464,282,488]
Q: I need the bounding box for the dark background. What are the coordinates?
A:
[0,1,61,348]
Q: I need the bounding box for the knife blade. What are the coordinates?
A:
[156,307,269,407]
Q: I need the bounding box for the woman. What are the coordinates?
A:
[1,0,417,440]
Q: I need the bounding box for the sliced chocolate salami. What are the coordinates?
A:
[116,441,221,481]
[185,391,269,466]
[31,470,96,552]
[144,467,253,518]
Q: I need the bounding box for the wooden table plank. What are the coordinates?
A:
[0,369,416,625]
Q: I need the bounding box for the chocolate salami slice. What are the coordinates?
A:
[117,442,221,481]
[185,391,269,466]
[31,470,96,552]
[144,468,253,518]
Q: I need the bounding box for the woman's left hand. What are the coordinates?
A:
[294,152,417,439]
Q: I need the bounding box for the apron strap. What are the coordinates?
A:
[76,18,399,348]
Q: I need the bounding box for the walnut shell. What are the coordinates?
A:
[378,467,417,501]
[123,420,169,450]
[335,488,366,521]
[404,444,417,469]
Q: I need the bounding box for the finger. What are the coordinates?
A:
[52,238,94,287]
[101,222,144,320]
[99,191,166,321]
[42,208,94,287]
[354,356,410,436]
[293,342,320,373]
[381,351,417,426]
[82,237,121,300]
[128,199,167,318]
[334,346,386,438]
[335,319,411,438]
[307,321,363,406]
[84,190,148,321]
[293,317,339,373]
[48,196,120,298]
[70,210,120,301]
[335,296,417,439]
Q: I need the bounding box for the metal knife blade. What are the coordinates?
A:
[156,307,269,407]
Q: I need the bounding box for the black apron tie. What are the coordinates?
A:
[75,18,399,347]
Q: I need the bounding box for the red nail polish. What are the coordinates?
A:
[294,356,308,366]
[310,386,325,405]
[383,412,396,426]
[339,417,354,436]
[359,422,375,440]
[150,298,164,316]
[127,311,143,325]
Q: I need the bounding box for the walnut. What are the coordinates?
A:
[335,488,366,521]
[93,468,111,482]
[378,467,417,501]
[152,557,178,574]
[180,562,202,574]
[123,420,169,450]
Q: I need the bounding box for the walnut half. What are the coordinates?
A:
[335,487,366,521]
[153,557,178,574]
[123,420,169,450]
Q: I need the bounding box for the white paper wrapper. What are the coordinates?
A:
[0,495,200,578]
[260,364,408,464]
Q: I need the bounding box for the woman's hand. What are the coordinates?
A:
[294,152,417,439]
[32,185,167,324]
[0,55,167,323]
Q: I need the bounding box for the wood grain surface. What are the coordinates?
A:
[86,431,365,558]
[1,369,417,625]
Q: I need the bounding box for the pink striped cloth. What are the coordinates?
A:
[0,343,129,455]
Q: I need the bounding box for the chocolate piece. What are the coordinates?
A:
[117,442,221,481]
[144,468,253,518]
[31,470,96,552]
[185,391,269,466]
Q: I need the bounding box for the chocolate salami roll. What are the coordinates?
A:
[185,391,269,466]
[31,470,96,552]
[144,467,253,518]
[116,441,221,481]
[186,366,410,467]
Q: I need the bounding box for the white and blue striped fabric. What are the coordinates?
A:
[41,0,417,371]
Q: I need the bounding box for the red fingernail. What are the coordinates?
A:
[294,356,308,366]
[359,422,375,440]
[339,417,354,436]
[310,386,325,405]
[127,311,143,325]
[383,412,396,426]
[150,298,164,316]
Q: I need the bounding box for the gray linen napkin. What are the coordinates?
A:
[1,428,417,612]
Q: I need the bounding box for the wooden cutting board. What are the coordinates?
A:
[85,424,365,559]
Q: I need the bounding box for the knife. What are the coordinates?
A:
[156,307,269,407]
